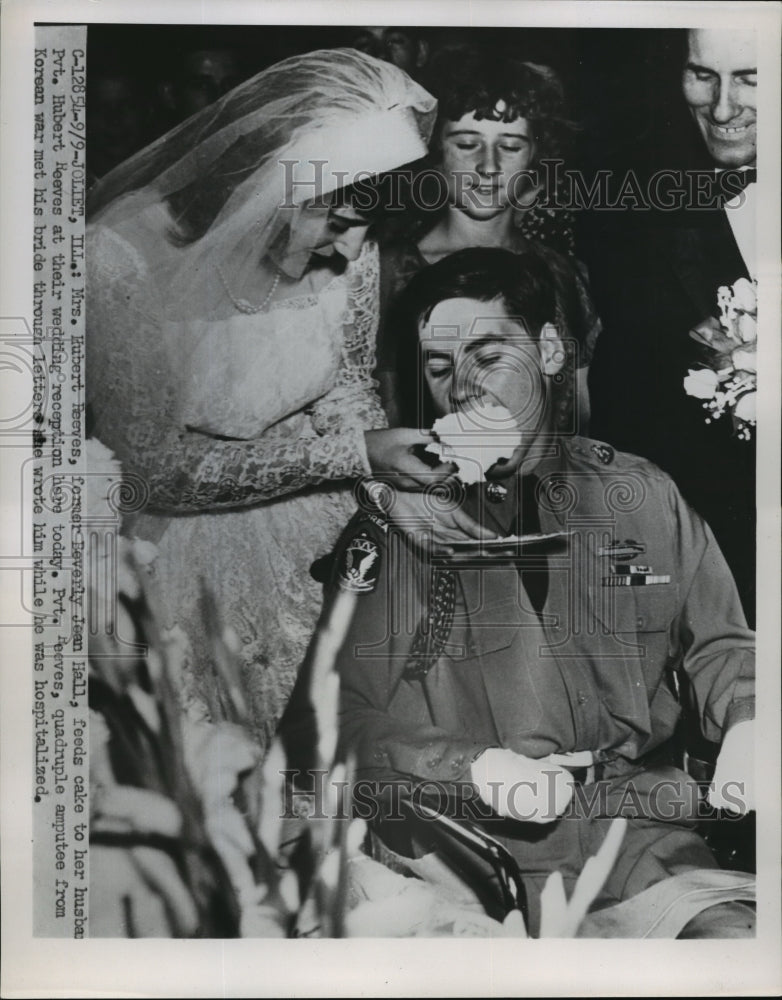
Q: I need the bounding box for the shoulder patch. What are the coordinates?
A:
[337,531,381,594]
[591,443,615,465]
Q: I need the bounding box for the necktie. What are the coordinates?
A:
[403,564,456,682]
[403,476,547,681]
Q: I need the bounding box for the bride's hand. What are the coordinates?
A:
[363,428,498,551]
[364,427,453,490]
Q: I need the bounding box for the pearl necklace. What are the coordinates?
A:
[218,264,281,314]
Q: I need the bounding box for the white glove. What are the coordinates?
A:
[470,747,574,823]
[708,719,755,814]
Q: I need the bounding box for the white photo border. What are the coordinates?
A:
[1,1,780,996]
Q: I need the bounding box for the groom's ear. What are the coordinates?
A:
[538,322,566,376]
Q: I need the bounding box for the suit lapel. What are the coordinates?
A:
[667,210,749,320]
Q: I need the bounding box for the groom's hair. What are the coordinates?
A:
[402,246,557,336]
[393,247,559,427]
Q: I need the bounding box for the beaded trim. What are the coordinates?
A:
[217,263,281,314]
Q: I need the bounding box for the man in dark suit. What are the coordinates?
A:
[586,28,757,626]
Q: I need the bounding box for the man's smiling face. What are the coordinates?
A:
[682,29,757,169]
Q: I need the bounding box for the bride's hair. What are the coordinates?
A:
[87,48,436,318]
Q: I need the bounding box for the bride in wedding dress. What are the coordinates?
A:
[87,49,437,746]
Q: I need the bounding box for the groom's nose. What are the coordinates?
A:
[449,362,481,410]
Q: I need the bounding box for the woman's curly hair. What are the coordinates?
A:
[423,45,575,164]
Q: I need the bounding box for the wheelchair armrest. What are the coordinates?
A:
[396,793,529,925]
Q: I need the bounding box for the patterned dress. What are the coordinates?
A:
[88,215,386,747]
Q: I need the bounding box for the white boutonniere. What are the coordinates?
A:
[684,277,757,441]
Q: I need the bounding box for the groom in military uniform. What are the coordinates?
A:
[296,248,755,937]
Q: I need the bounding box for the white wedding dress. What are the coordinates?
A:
[88,212,386,747]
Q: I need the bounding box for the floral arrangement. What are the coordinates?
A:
[87,436,368,936]
[683,277,757,441]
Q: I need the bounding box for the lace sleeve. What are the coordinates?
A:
[88,227,372,514]
[309,241,388,448]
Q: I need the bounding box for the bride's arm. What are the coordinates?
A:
[88,228,374,513]
[151,424,370,512]
[308,239,389,452]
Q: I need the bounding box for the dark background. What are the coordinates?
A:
[85,23,702,181]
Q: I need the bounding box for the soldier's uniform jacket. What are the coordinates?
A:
[330,437,755,788]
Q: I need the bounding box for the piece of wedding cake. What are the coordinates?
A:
[426,404,522,485]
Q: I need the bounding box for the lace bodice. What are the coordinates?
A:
[88,227,386,514]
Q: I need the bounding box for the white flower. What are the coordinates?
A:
[86,437,124,522]
[692,278,758,436]
[734,391,756,424]
[732,277,757,313]
[731,347,757,373]
[717,278,757,339]
[737,312,757,344]
[717,285,734,325]
[683,368,720,400]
